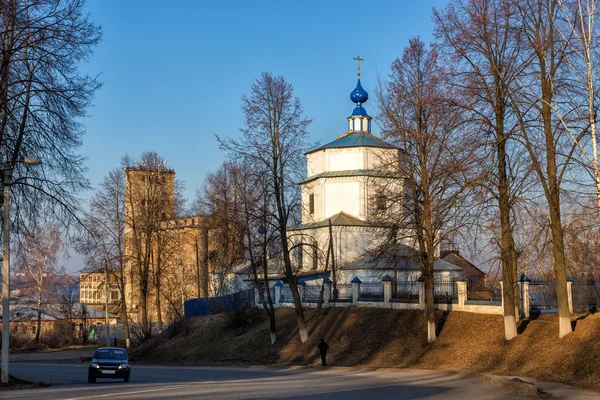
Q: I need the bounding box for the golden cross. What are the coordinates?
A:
[353,55,364,78]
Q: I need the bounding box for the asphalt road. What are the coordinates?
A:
[0,363,563,400]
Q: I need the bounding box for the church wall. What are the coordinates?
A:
[307,151,325,177]
[328,149,363,171]
[365,147,400,170]
[301,181,323,222]
[324,181,360,218]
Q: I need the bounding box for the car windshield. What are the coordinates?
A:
[94,349,127,360]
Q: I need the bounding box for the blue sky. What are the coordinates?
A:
[67,0,448,271]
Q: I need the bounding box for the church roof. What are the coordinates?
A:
[341,253,464,272]
[300,169,399,184]
[306,132,398,155]
[291,211,371,231]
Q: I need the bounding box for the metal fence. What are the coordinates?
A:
[572,279,600,313]
[434,279,457,302]
[391,280,419,301]
[280,286,294,302]
[528,279,557,310]
[331,283,353,301]
[184,289,255,317]
[467,279,501,302]
[358,282,384,299]
[302,285,323,303]
[257,287,275,305]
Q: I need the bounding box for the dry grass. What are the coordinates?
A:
[129,307,600,391]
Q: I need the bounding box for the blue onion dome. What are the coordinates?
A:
[352,105,368,116]
[350,79,369,104]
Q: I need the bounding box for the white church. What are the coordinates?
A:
[233,60,478,292]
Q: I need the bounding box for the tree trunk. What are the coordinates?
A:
[121,294,131,348]
[423,256,436,343]
[497,112,518,340]
[155,274,163,334]
[541,70,572,337]
[587,59,600,219]
[35,290,42,344]
[140,283,150,339]
[274,164,308,343]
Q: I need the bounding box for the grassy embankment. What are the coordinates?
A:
[130,307,600,391]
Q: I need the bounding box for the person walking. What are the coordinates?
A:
[317,339,329,366]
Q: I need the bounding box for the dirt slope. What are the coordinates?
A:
[130,307,600,391]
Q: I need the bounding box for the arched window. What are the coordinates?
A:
[376,194,387,210]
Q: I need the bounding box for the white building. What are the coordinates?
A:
[234,64,470,292]
[287,67,466,285]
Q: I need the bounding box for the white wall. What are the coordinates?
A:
[325,181,360,218]
[329,151,363,171]
[365,148,399,170]
[307,151,325,177]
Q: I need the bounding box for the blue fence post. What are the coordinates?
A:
[351,276,361,306]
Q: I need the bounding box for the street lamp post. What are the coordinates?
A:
[104,261,110,347]
[2,156,42,384]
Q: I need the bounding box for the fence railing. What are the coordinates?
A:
[467,279,501,303]
[359,282,384,299]
[434,279,457,302]
[302,285,323,303]
[391,280,419,301]
[528,279,557,310]
[253,274,598,316]
[571,279,600,313]
[331,283,353,301]
[257,287,275,304]
[280,286,294,302]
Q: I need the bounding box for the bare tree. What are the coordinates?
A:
[433,0,529,340]
[124,152,176,341]
[75,166,131,347]
[57,274,80,343]
[556,0,600,219]
[234,162,279,343]
[377,37,473,343]
[15,224,62,343]
[218,73,313,342]
[195,162,245,296]
[0,0,101,236]
[513,0,574,337]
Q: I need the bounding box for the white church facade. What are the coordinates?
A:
[231,60,472,291]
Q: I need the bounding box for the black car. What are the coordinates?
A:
[88,347,131,383]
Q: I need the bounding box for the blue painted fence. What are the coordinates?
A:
[184,289,255,317]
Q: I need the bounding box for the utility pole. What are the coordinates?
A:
[105,261,110,347]
[195,235,201,298]
[329,220,336,299]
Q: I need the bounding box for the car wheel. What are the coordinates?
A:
[88,373,96,384]
[124,372,130,383]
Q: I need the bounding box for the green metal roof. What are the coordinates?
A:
[290,211,371,231]
[300,169,399,184]
[307,132,398,154]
